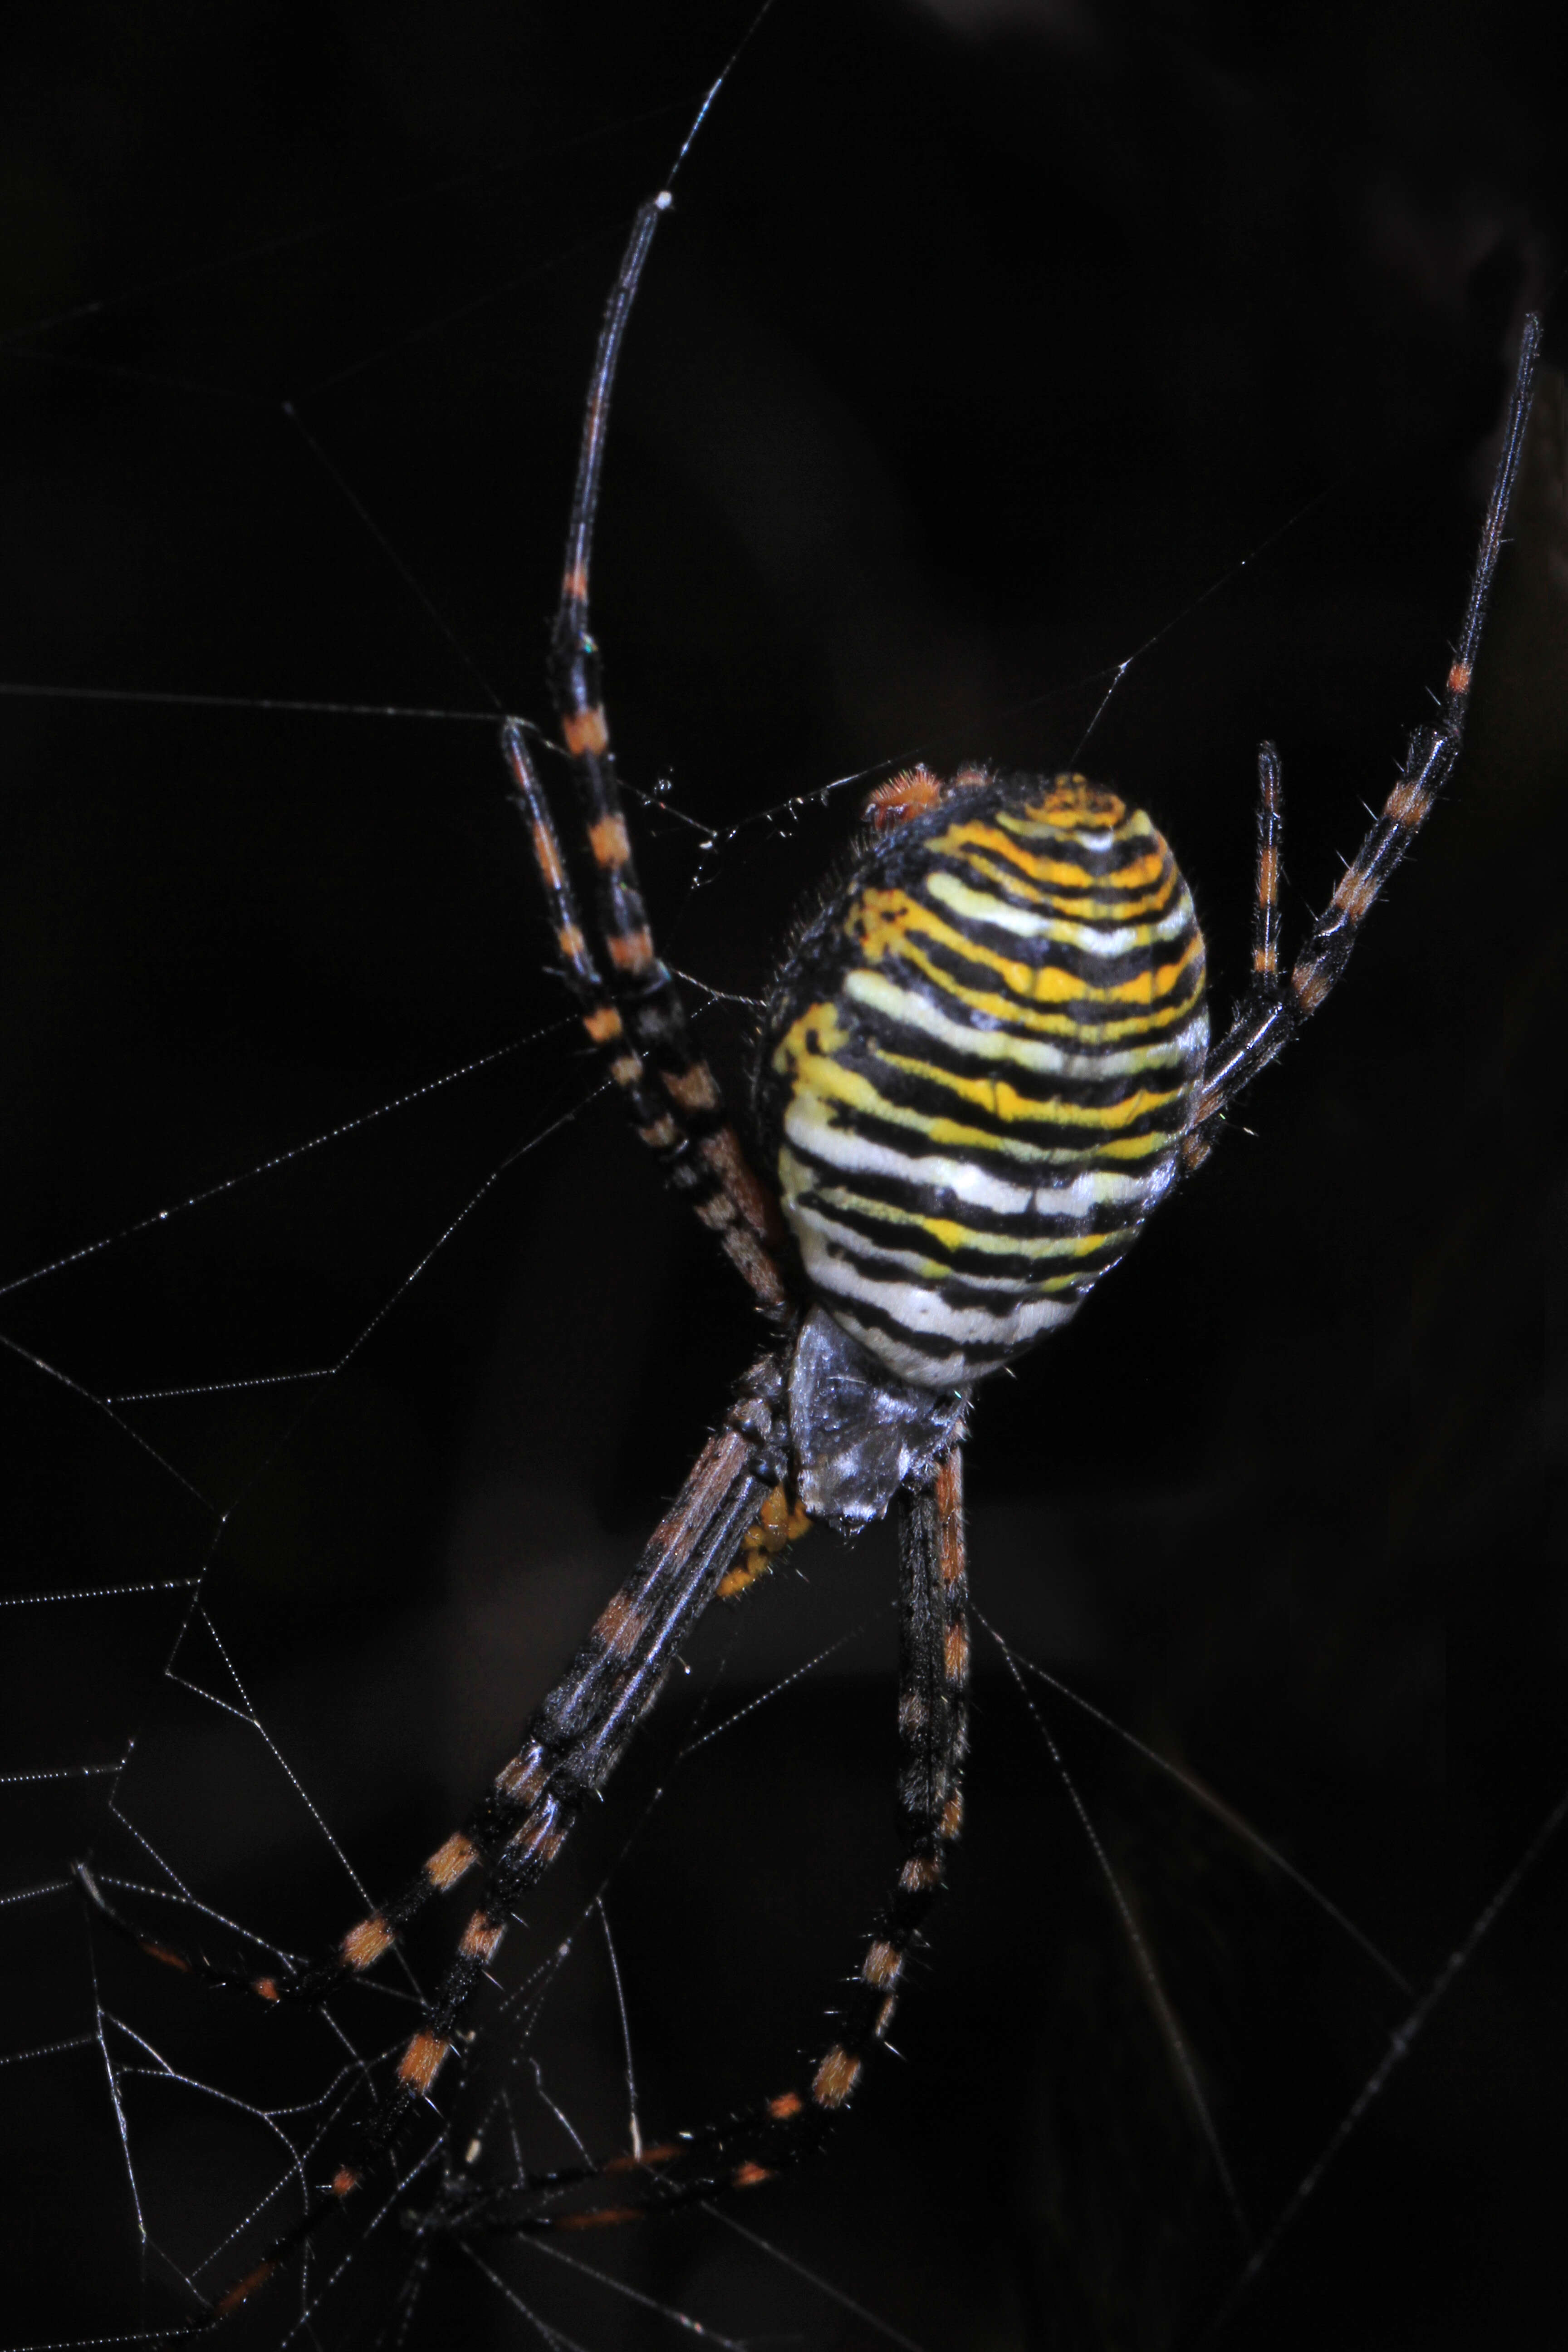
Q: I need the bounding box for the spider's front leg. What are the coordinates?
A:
[507,191,791,1320]
[1184,311,1540,1166]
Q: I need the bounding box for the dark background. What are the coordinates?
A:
[1,2,1565,2347]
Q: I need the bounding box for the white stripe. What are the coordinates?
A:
[791,1202,1114,1291]
[925,869,1194,954]
[829,1316,978,1387]
[778,1132,1171,1219]
[800,1230,1081,1348]
[998,814,1127,853]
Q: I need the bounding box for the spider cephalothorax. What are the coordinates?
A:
[757,767,1209,1523]
[81,160,1539,2322]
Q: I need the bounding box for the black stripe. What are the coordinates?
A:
[782,1147,1152,1235]
[799,1198,1136,1285]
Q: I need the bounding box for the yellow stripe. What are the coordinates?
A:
[951,843,1181,921]
[929,817,1143,892]
[867,1044,1188,1130]
[852,888,1205,1013]
[775,1008,1176,1166]
[850,936,1201,1044]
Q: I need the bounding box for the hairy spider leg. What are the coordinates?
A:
[502,720,789,1315]
[85,1353,791,2328]
[539,192,789,1294]
[444,1447,970,2236]
[1250,740,1284,988]
[1185,311,1540,1169]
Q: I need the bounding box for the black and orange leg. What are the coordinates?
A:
[167,1350,791,2324]
[1182,738,1285,1174]
[1250,739,1284,992]
[1185,312,1539,1167]
[502,721,789,1318]
[81,1351,794,2327]
[534,195,789,1288]
[457,1446,970,2235]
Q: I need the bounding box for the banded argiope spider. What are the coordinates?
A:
[79,151,1541,2323]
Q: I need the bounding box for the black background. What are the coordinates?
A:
[1,2,1565,2347]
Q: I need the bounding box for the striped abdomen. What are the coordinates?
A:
[756,775,1208,1389]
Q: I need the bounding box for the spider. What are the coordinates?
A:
[80,175,1540,2322]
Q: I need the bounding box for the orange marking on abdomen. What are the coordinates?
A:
[397,2029,452,2096]
[426,1832,478,1891]
[331,2165,361,2199]
[944,1621,970,1682]
[252,1975,280,2002]
[940,1788,965,1841]
[556,2205,639,2231]
[1038,777,1127,827]
[340,1914,395,1972]
[583,1003,623,1043]
[733,2161,773,2188]
[768,2089,804,2119]
[563,706,609,759]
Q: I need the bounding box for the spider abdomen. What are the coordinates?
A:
[757,775,1209,1389]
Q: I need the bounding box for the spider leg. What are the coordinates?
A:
[447,1446,970,2237]
[524,193,789,1294]
[84,1351,792,2325]
[502,720,789,1317]
[1250,738,1284,990]
[1183,311,1540,1171]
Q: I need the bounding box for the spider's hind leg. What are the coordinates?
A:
[459,1446,970,2235]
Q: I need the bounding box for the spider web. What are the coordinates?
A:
[3,4,1567,2348]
